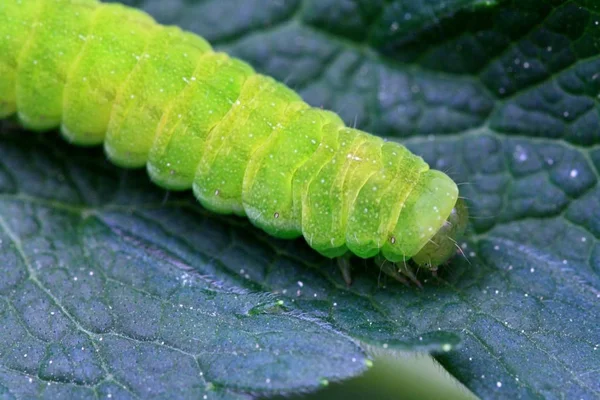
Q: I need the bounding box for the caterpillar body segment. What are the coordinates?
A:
[0,0,41,118]
[63,3,157,144]
[149,52,253,191]
[14,0,98,130]
[106,27,213,169]
[193,74,307,217]
[243,108,344,239]
[0,0,468,273]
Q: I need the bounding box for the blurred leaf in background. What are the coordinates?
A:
[272,353,477,400]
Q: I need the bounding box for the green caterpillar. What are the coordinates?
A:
[0,0,468,284]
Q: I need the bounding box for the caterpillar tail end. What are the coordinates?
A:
[411,198,469,270]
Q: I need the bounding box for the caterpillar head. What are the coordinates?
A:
[411,198,469,269]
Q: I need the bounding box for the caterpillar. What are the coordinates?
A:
[0,0,468,285]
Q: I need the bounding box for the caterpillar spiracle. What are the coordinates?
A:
[0,0,468,284]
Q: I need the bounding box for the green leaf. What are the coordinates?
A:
[2,0,600,399]
[0,126,369,399]
[0,127,369,399]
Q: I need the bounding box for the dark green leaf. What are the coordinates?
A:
[0,129,368,397]
[2,0,600,399]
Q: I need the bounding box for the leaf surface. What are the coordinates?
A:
[2,0,600,398]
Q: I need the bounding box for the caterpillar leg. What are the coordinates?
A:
[375,255,423,288]
[337,255,353,286]
[379,262,410,287]
[396,261,422,288]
